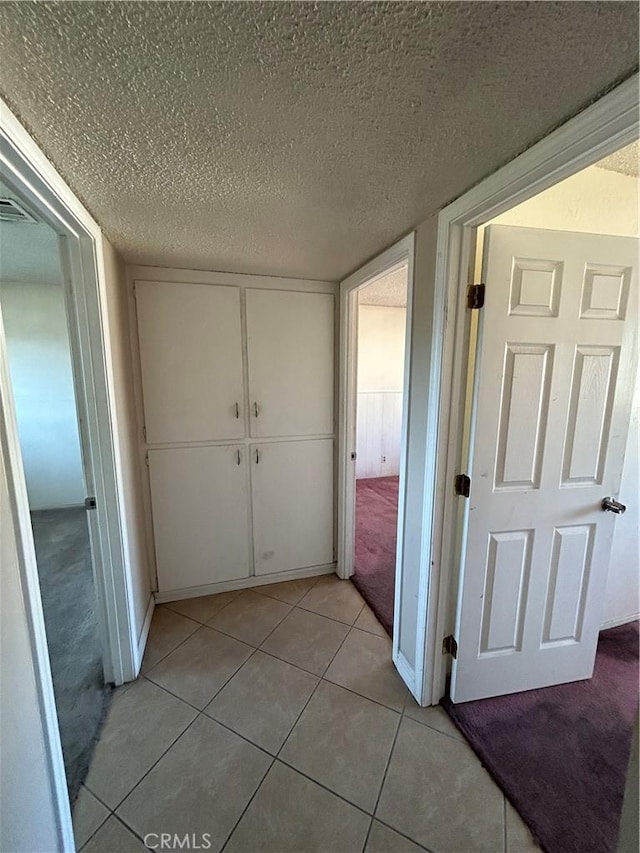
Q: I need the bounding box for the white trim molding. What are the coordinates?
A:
[1,99,141,847]
[421,73,639,706]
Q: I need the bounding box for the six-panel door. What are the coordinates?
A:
[148,445,251,591]
[251,439,334,575]
[246,289,334,438]
[136,281,245,444]
[451,226,638,703]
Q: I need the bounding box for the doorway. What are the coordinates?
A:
[0,182,111,800]
[439,138,639,853]
[352,266,408,635]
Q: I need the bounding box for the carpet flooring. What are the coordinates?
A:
[352,475,399,637]
[443,620,640,853]
[30,507,111,802]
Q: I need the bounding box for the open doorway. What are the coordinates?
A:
[0,182,110,801]
[441,139,639,853]
[352,266,408,635]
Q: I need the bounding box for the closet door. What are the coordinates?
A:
[251,439,333,576]
[136,281,244,444]
[149,446,251,592]
[246,289,334,438]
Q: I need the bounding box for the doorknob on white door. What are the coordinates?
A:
[601,496,626,514]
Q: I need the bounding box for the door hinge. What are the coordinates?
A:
[442,634,458,659]
[84,496,97,511]
[467,283,485,310]
[454,473,471,497]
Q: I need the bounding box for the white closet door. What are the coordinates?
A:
[136,281,244,443]
[251,439,333,576]
[246,289,334,438]
[149,446,251,592]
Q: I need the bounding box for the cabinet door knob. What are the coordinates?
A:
[253,402,259,418]
[235,402,240,419]
[236,449,241,466]
[255,448,260,464]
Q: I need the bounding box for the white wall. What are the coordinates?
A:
[356,305,406,478]
[102,240,153,648]
[0,439,62,853]
[0,281,85,509]
[480,164,639,627]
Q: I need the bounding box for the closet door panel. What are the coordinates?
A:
[246,290,334,438]
[149,446,251,592]
[251,439,334,576]
[136,281,244,443]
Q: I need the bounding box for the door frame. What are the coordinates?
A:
[337,233,415,583]
[1,101,138,848]
[423,73,639,706]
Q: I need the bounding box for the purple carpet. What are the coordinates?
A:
[352,475,399,637]
[443,620,640,853]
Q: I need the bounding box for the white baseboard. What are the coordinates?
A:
[154,563,336,604]
[600,613,639,630]
[135,594,155,675]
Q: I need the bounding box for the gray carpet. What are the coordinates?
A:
[30,507,112,802]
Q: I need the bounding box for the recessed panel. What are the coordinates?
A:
[580,265,630,320]
[495,344,554,490]
[509,259,562,317]
[562,346,619,486]
[542,525,594,644]
[479,530,532,656]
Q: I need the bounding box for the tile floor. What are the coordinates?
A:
[73,575,541,853]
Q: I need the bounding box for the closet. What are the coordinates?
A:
[134,278,335,597]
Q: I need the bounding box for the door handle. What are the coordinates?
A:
[236,449,241,466]
[235,402,240,419]
[255,448,260,464]
[253,402,259,418]
[601,496,626,514]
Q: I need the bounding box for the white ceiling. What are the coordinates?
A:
[359,267,407,308]
[596,140,640,177]
[0,181,63,286]
[0,2,637,281]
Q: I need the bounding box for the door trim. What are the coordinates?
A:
[1,99,138,850]
[424,73,639,706]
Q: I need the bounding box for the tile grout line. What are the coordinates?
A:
[219,596,366,853]
[372,816,437,853]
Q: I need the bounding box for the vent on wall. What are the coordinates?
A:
[0,197,38,223]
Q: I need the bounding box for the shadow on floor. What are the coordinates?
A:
[31,507,111,801]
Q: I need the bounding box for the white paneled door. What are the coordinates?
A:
[251,439,334,576]
[136,282,245,444]
[149,445,251,591]
[451,226,638,703]
[246,289,334,438]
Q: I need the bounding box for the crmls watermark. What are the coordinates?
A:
[143,834,212,850]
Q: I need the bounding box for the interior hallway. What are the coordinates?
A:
[72,575,540,853]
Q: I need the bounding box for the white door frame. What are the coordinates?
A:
[422,74,639,706]
[1,101,138,848]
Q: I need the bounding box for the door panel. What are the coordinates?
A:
[451,226,638,703]
[149,445,251,591]
[246,290,334,438]
[251,439,333,575]
[136,281,244,444]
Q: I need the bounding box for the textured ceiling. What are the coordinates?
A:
[359,267,407,307]
[0,181,63,285]
[596,140,640,177]
[0,2,638,282]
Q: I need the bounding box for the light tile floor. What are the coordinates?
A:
[74,575,541,853]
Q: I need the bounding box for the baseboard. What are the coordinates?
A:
[154,563,336,604]
[600,613,639,630]
[135,594,155,675]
